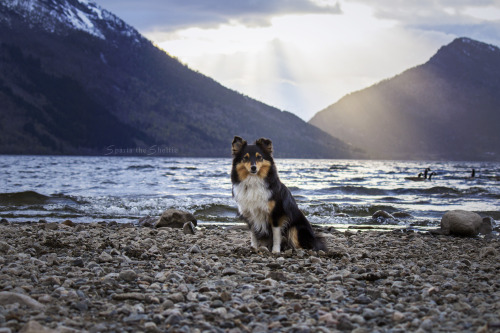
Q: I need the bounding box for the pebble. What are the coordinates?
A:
[0,221,497,333]
[119,269,137,281]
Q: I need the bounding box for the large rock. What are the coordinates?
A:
[155,209,197,228]
[440,210,483,236]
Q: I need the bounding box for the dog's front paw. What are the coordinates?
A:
[272,245,280,254]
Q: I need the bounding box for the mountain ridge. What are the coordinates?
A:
[0,0,360,158]
[309,37,500,161]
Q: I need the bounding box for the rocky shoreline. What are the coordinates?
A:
[0,220,499,333]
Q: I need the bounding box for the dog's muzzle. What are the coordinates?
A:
[250,165,257,173]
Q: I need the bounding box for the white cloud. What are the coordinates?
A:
[97,0,500,120]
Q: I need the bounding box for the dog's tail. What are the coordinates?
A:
[290,220,327,252]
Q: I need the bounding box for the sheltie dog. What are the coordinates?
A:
[231,136,326,253]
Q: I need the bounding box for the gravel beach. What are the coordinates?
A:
[0,220,499,333]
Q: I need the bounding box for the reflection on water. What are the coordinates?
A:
[0,156,499,227]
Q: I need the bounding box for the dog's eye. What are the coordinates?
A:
[242,155,249,162]
[256,155,263,161]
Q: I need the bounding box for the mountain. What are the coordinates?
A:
[309,37,500,161]
[0,0,360,158]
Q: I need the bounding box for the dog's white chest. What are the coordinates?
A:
[233,176,272,228]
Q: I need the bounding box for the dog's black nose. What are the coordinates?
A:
[251,165,257,173]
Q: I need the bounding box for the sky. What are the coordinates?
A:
[96,0,500,121]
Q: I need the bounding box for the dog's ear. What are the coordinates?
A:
[256,138,273,156]
[232,136,247,156]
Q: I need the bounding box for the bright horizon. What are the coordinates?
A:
[97,0,500,121]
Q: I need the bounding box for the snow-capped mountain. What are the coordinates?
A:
[2,0,142,43]
[0,0,357,157]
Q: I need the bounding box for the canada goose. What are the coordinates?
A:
[424,168,431,179]
[405,172,424,181]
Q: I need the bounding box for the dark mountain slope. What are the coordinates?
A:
[0,0,359,158]
[309,37,500,161]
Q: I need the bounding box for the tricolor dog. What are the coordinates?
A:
[231,136,326,253]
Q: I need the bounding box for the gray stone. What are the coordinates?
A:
[138,216,158,228]
[19,320,56,333]
[372,210,395,219]
[479,247,498,259]
[168,293,185,303]
[479,217,494,235]
[123,313,149,322]
[0,241,10,254]
[183,221,196,235]
[119,269,138,282]
[155,209,197,228]
[188,245,202,254]
[0,291,45,309]
[440,210,483,236]
[222,267,237,276]
[98,251,113,263]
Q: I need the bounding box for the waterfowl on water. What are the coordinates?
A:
[405,168,434,181]
[423,168,431,179]
[404,172,424,181]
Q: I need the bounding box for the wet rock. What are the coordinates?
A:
[372,210,395,220]
[393,211,413,218]
[155,209,197,228]
[440,210,483,236]
[61,220,76,227]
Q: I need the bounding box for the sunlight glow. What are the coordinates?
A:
[146,2,451,120]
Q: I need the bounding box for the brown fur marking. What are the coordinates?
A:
[257,160,272,178]
[236,162,249,181]
[289,226,300,248]
[278,215,288,227]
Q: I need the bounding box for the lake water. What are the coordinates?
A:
[0,156,499,229]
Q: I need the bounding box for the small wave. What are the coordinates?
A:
[126,165,155,170]
[165,166,198,171]
[329,165,349,170]
[0,191,83,207]
[324,186,387,196]
[194,204,238,223]
[419,186,461,195]
[0,191,49,205]
[479,211,500,220]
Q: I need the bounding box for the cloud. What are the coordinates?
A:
[97,0,342,31]
[350,0,500,45]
